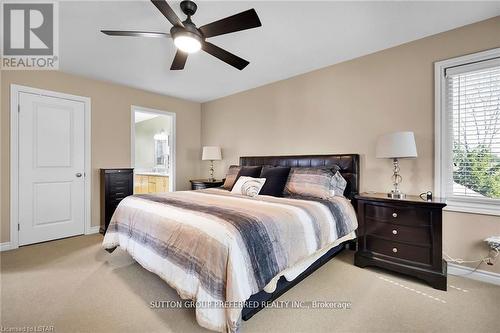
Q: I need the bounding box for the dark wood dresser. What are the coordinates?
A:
[190,179,224,190]
[100,168,134,234]
[354,193,447,290]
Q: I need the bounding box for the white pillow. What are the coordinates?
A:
[231,176,266,197]
[331,171,347,197]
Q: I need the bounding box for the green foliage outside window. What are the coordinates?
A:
[453,144,500,199]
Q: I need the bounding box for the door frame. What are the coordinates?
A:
[8,84,92,251]
[130,105,176,192]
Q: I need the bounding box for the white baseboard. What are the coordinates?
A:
[86,225,100,235]
[0,242,17,252]
[448,262,500,286]
[1,227,100,252]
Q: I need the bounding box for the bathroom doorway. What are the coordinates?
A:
[131,106,175,193]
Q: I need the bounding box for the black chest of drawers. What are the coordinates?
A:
[100,168,134,234]
[354,193,447,290]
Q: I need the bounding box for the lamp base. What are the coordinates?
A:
[208,160,215,182]
[387,191,406,199]
[387,158,405,199]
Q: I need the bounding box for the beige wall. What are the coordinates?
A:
[1,70,201,242]
[201,17,500,273]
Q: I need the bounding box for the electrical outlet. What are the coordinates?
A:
[485,236,500,249]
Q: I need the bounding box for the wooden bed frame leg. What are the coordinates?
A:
[105,247,117,253]
[346,239,357,251]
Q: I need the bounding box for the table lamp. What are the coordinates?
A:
[202,146,222,182]
[376,131,417,199]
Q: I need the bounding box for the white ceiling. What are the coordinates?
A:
[60,1,500,102]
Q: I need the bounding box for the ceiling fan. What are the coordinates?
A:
[101,0,262,70]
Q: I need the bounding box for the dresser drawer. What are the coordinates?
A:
[109,173,131,184]
[110,191,128,201]
[365,203,430,227]
[192,183,207,190]
[108,173,132,197]
[366,221,431,245]
[110,196,127,206]
[109,184,128,194]
[366,235,431,265]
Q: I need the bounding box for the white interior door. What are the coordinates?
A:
[18,92,85,245]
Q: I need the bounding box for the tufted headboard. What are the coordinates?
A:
[239,154,360,199]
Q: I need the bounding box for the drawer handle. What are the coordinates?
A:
[392,229,398,235]
[392,247,398,253]
[392,212,398,218]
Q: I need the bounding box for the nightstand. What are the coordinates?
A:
[190,179,224,190]
[354,193,447,290]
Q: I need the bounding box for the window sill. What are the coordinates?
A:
[444,198,500,217]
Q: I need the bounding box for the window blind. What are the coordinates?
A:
[445,59,500,200]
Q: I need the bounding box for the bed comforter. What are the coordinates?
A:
[102,188,357,332]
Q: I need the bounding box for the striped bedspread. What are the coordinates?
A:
[102,188,358,332]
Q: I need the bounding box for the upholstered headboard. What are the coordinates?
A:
[239,154,360,199]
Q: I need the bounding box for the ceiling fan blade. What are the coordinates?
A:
[202,41,249,70]
[199,9,261,38]
[101,30,171,38]
[151,0,184,27]
[171,50,188,70]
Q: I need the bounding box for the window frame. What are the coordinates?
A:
[434,47,500,216]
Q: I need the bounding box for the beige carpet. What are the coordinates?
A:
[1,234,499,333]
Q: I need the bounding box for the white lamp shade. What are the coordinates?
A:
[376,131,418,159]
[202,146,222,161]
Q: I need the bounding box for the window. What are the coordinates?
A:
[435,49,500,215]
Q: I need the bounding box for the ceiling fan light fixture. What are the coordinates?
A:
[174,34,201,53]
[103,0,262,70]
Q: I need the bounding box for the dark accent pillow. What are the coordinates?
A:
[259,167,291,197]
[233,166,262,188]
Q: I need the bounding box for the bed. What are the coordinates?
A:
[102,154,360,333]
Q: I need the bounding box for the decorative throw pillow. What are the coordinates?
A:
[259,166,291,197]
[234,166,262,184]
[222,165,241,190]
[331,170,348,197]
[284,167,337,199]
[231,176,266,197]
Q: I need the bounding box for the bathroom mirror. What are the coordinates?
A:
[154,130,169,172]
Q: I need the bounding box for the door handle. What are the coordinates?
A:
[76,173,82,178]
